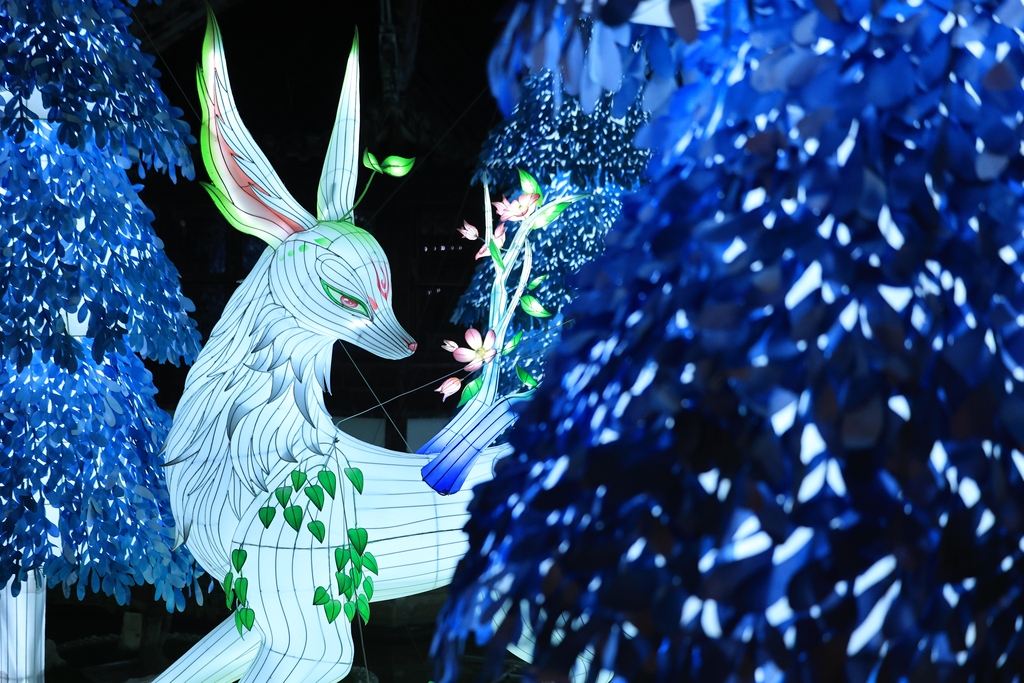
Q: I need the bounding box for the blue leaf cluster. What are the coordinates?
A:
[438,0,1024,680]
[490,0,689,115]
[453,72,649,389]
[0,342,202,612]
[0,0,192,181]
[0,1,201,372]
[0,0,203,611]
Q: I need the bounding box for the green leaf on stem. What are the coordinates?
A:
[334,547,351,571]
[527,274,548,290]
[307,520,326,543]
[363,576,375,601]
[488,239,505,270]
[290,470,307,491]
[318,469,337,498]
[274,486,291,508]
[344,601,357,622]
[362,149,382,173]
[313,586,331,606]
[258,506,276,528]
[223,572,234,609]
[381,155,415,177]
[515,365,539,388]
[336,571,353,598]
[343,467,364,494]
[284,505,304,531]
[348,527,368,555]
[457,377,483,407]
[362,552,379,575]
[324,599,342,624]
[231,549,247,572]
[304,485,325,511]
[530,194,587,230]
[502,330,524,354]
[520,295,552,318]
[356,594,371,624]
[518,169,543,201]
[238,607,255,631]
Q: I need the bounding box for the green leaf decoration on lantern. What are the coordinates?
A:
[380,155,415,177]
[520,295,552,318]
[518,169,543,202]
[313,586,331,606]
[258,506,276,528]
[304,485,325,511]
[527,274,548,290]
[334,547,351,572]
[336,571,353,598]
[348,527,368,555]
[234,577,249,605]
[488,239,505,270]
[238,607,255,632]
[457,376,483,408]
[284,505,304,531]
[307,520,326,543]
[362,552,379,575]
[362,149,382,173]
[530,194,587,231]
[234,609,243,636]
[502,330,524,355]
[324,599,342,624]
[223,571,234,609]
[350,565,362,590]
[363,576,375,601]
[231,548,247,572]
[344,601,357,622]
[290,470,307,491]
[356,594,371,624]
[318,469,337,498]
[516,365,539,388]
[274,486,292,508]
[343,467,364,494]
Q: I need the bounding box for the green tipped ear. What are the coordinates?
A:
[316,28,361,222]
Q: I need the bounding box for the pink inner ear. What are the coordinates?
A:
[369,297,379,311]
[210,73,306,235]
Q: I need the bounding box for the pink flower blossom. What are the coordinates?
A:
[493,194,539,222]
[449,328,497,372]
[441,339,459,353]
[457,220,479,240]
[435,377,462,401]
[474,223,507,260]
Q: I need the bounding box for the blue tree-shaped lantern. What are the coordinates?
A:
[437,0,1024,680]
[0,1,203,676]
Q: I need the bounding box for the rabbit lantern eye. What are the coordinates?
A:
[321,279,370,317]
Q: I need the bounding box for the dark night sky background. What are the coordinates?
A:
[131,0,508,443]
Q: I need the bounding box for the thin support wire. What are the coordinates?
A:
[339,341,413,452]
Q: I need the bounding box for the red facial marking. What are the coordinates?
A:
[371,259,390,300]
[369,297,379,311]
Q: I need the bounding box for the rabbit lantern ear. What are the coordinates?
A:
[317,28,361,223]
[197,7,318,248]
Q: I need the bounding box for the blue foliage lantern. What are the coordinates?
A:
[438,0,1024,679]
[489,0,690,116]
[0,0,203,609]
[453,71,649,389]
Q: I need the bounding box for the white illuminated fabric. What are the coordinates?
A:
[0,573,45,683]
[316,30,360,222]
